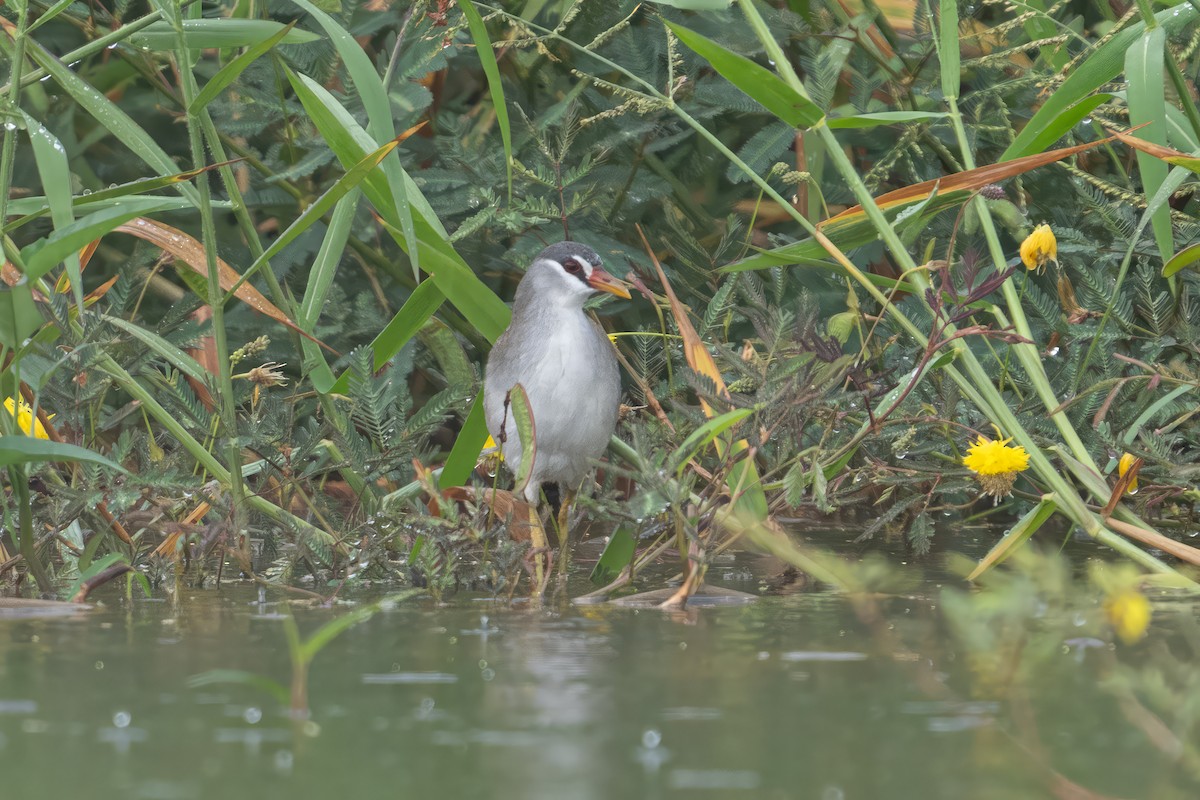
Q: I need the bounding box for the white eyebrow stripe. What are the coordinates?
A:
[577,257,593,276]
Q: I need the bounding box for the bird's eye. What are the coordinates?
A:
[562,258,583,274]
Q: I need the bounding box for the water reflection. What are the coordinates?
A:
[0,554,1193,799]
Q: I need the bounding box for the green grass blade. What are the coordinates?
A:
[290,0,418,277]
[966,496,1058,581]
[20,111,82,310]
[460,0,513,200]
[189,22,298,112]
[226,136,401,302]
[21,37,200,205]
[102,315,210,385]
[128,19,318,50]
[1121,384,1193,447]
[827,111,947,129]
[4,161,232,233]
[287,70,510,341]
[1163,241,1200,277]
[26,0,75,33]
[326,280,447,396]
[1125,25,1172,263]
[186,670,290,706]
[0,437,128,471]
[666,21,825,127]
[937,0,960,101]
[18,199,175,280]
[506,383,537,496]
[671,407,755,475]
[1003,4,1197,160]
[300,192,360,394]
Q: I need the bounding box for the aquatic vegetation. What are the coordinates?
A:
[1,0,1199,610]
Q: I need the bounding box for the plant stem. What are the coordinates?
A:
[161,1,250,550]
[10,468,53,594]
[0,0,30,228]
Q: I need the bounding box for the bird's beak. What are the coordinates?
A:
[587,268,632,299]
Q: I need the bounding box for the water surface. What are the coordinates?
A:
[0,531,1188,799]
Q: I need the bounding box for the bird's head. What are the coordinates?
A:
[519,241,632,308]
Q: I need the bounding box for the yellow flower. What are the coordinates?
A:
[1118,452,1139,495]
[478,434,504,475]
[1104,588,1151,644]
[963,433,1030,501]
[4,397,51,439]
[1020,224,1058,271]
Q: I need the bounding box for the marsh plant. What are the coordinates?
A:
[1,0,1199,605]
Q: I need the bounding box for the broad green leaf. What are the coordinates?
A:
[666,21,825,128]
[1004,3,1198,160]
[128,19,318,49]
[1163,241,1200,278]
[506,383,537,497]
[966,497,1058,581]
[0,436,127,471]
[21,112,82,310]
[827,111,948,129]
[18,199,174,281]
[460,0,513,200]
[1125,26,1171,263]
[21,37,200,206]
[440,397,488,489]
[190,22,298,112]
[0,280,43,350]
[590,524,637,585]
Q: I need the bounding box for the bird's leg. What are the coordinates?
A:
[523,482,550,597]
[554,487,576,543]
[553,486,577,594]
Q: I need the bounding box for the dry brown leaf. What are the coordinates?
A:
[826,130,1139,226]
[114,218,335,353]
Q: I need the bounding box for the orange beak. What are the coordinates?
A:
[587,268,632,299]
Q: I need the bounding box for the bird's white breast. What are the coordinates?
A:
[484,306,619,489]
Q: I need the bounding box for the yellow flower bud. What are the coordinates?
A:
[1104,589,1151,644]
[1117,452,1139,495]
[4,397,51,439]
[1020,224,1058,271]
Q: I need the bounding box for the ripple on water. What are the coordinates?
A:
[361,672,458,684]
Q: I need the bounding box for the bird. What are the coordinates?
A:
[484,241,630,542]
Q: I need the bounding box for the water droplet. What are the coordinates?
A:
[112,711,131,728]
[642,729,662,749]
[243,707,262,724]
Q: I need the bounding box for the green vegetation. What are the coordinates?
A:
[2,0,1200,604]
